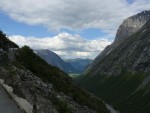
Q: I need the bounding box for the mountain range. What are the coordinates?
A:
[35,49,92,74]
[78,10,150,113]
[65,58,92,73]
[1,9,150,113]
[35,49,77,73]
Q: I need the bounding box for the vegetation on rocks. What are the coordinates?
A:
[14,46,109,113]
[0,30,19,50]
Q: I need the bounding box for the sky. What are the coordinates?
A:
[0,0,150,59]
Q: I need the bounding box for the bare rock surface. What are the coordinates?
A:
[87,10,150,76]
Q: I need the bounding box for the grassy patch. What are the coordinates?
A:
[69,74,80,78]
[79,71,149,113]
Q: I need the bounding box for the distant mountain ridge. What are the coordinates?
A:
[65,58,92,73]
[35,49,92,74]
[35,49,77,74]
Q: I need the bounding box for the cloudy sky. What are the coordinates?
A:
[0,0,150,59]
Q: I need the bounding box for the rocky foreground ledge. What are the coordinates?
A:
[0,79,32,113]
[0,65,97,113]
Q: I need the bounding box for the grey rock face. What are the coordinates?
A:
[0,66,57,113]
[114,10,150,45]
[87,10,150,75]
[0,49,18,64]
[87,19,150,76]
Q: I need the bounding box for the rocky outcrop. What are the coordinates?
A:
[0,66,57,113]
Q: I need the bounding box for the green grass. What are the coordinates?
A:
[69,73,80,78]
[79,71,150,113]
[50,94,72,113]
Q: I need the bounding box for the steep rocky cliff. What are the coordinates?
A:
[0,31,109,113]
[114,10,150,45]
[79,12,150,113]
[87,19,150,76]
[89,10,150,70]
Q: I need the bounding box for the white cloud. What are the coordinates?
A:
[0,0,150,35]
[1,0,150,58]
[9,33,112,59]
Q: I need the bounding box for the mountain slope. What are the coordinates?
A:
[0,31,109,113]
[65,58,92,73]
[0,30,19,50]
[35,49,77,74]
[15,46,109,113]
[79,13,150,113]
